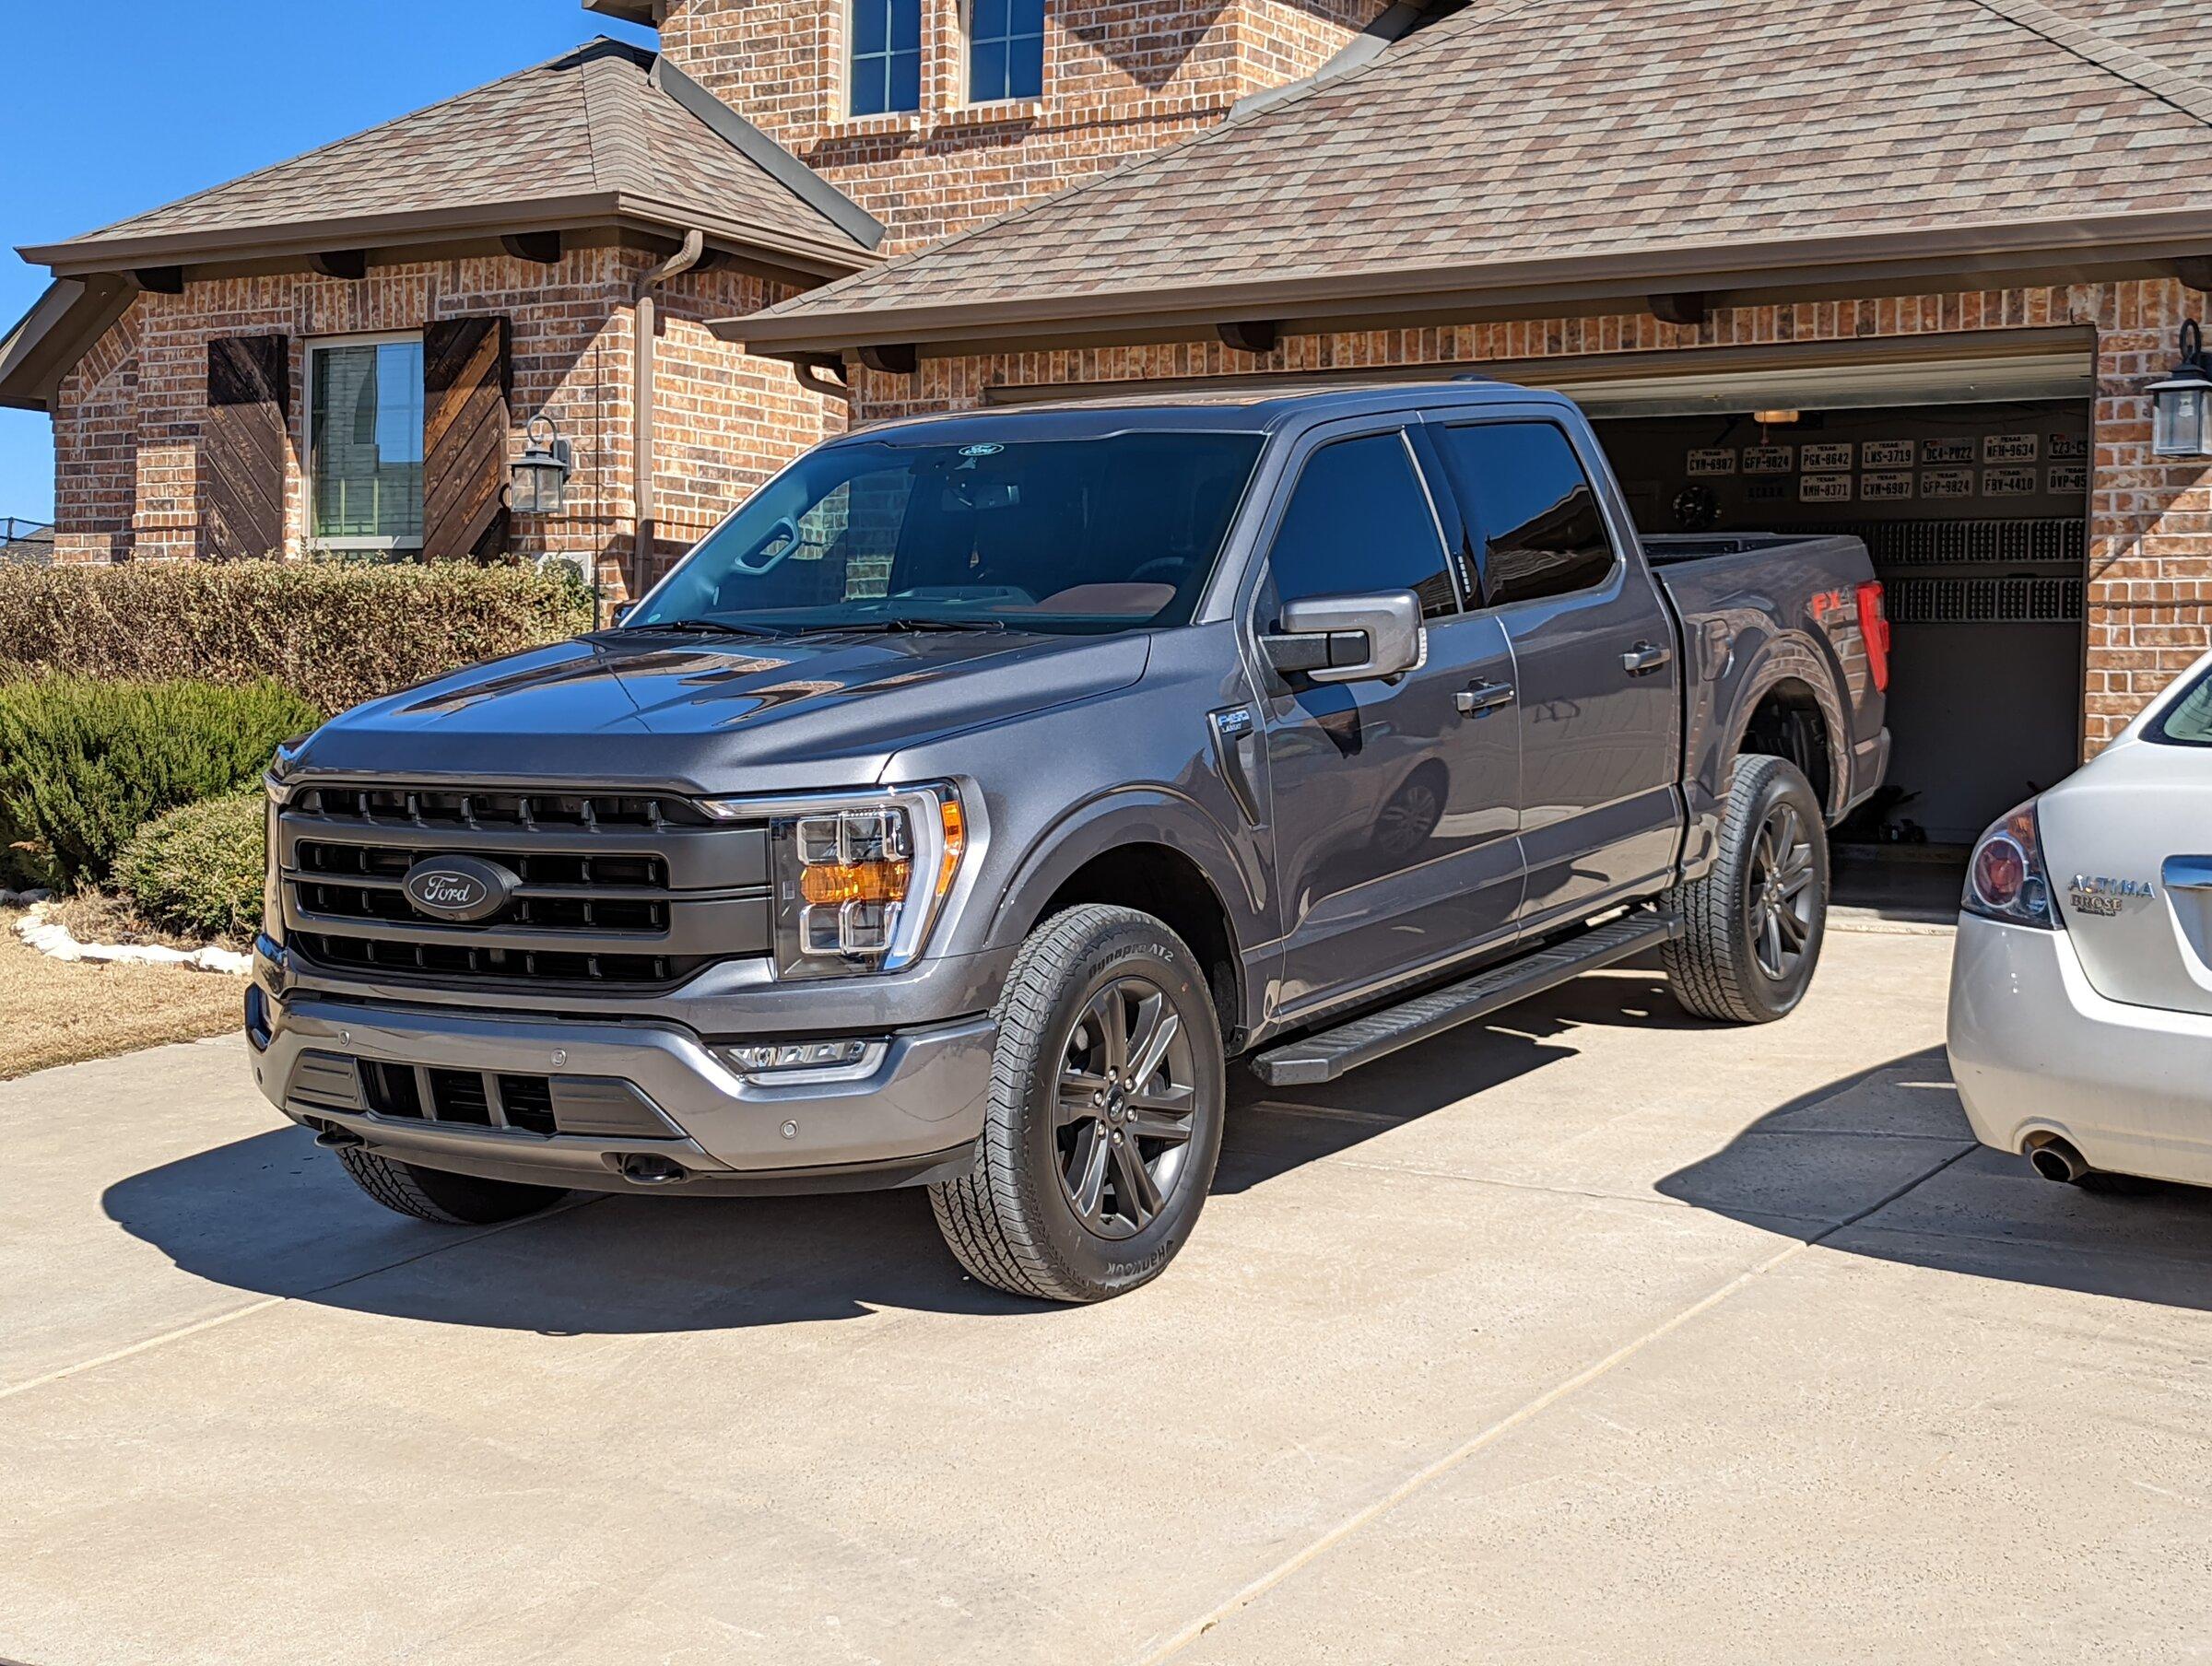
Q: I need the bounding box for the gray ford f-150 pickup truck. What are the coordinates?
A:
[250,381,1888,1300]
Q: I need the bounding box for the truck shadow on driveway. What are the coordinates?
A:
[100,967,2212,1328]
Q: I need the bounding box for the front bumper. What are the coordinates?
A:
[248,980,994,1196]
[1946,911,2212,1187]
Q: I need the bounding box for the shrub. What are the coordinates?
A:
[0,559,594,717]
[116,789,268,941]
[0,677,317,888]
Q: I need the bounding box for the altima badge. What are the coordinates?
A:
[2068,874,2156,916]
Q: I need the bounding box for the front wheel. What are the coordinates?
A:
[335,1145,569,1226]
[1662,753,1829,1024]
[930,905,1226,1303]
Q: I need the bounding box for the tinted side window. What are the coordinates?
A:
[1265,433,1457,619]
[1436,422,1618,607]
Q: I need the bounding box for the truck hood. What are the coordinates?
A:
[289,628,1152,792]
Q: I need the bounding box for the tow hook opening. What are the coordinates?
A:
[615,1152,689,1186]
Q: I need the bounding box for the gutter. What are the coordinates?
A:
[725,207,2212,358]
[632,229,706,600]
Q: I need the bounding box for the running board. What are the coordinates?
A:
[1250,911,1679,1087]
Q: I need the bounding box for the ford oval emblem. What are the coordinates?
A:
[402,855,519,923]
[959,442,1004,457]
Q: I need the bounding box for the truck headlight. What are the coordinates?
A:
[705,784,967,978]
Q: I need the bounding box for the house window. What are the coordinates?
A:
[307,334,424,548]
[969,0,1044,102]
[851,0,922,116]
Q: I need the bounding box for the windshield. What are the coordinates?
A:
[628,428,1265,636]
[2151,662,2212,746]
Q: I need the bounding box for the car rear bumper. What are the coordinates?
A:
[247,980,994,1196]
[1946,911,2212,1186]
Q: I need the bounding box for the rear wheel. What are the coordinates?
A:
[335,1145,569,1226]
[930,905,1226,1303]
[1663,753,1829,1024]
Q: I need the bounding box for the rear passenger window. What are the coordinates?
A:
[1435,422,1618,607]
[1265,432,1458,620]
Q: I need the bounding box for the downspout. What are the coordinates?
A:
[632,228,706,601]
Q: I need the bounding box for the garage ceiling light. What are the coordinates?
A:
[2150,321,2212,459]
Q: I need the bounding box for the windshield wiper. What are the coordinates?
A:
[633,617,790,639]
[784,617,1011,636]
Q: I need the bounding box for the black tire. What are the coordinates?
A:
[335,1145,569,1226]
[1662,754,1829,1024]
[930,905,1227,1303]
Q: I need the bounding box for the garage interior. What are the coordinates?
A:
[1569,336,2094,917]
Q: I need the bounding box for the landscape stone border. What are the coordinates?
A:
[10,899,249,975]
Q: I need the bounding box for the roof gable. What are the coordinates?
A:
[740,0,2212,350]
[19,40,880,279]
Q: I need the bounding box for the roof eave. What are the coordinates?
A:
[22,191,879,285]
[0,277,135,413]
[725,208,2212,358]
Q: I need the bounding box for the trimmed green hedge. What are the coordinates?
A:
[0,559,594,717]
[117,789,268,941]
[0,677,316,888]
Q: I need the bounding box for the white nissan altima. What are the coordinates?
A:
[1949,647,2212,1191]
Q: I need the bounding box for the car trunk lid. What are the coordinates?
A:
[2037,739,2212,1015]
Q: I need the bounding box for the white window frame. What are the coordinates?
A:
[303,329,426,553]
[963,0,1045,105]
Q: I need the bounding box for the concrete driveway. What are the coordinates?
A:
[5,927,2210,1664]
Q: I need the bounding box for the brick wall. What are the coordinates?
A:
[48,247,845,600]
[658,0,1386,251]
[848,277,2212,754]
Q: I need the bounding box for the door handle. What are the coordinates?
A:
[1621,640,1673,675]
[1454,679,1515,717]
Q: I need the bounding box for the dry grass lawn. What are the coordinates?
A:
[0,906,241,1081]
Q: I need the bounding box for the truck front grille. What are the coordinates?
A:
[277,780,770,991]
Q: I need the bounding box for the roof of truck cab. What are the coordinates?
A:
[843,379,1574,440]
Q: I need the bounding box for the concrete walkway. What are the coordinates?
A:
[5,932,2209,1664]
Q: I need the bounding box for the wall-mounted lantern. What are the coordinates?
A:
[2150,321,2212,459]
[512,414,573,515]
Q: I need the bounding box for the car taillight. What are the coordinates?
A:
[1964,798,2060,929]
[1855,581,1890,694]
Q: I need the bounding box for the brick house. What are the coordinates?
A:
[5,0,2211,844]
[0,0,1386,596]
[729,0,2212,843]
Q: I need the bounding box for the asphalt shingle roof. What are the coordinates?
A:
[24,40,875,276]
[744,0,2212,343]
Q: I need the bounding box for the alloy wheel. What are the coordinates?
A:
[1747,801,1817,981]
[1054,975,1199,1240]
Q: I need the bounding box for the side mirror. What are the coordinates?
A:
[1264,590,1424,685]
[611,602,639,627]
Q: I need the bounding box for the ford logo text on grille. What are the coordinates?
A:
[402,855,519,922]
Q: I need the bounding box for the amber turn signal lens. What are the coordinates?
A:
[935,798,966,900]
[799,858,912,906]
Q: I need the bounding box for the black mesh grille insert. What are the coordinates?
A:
[294,932,699,987]
[426,1069,492,1125]
[497,1075,558,1136]
[295,787,711,830]
[359,1061,423,1118]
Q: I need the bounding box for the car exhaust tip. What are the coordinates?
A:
[312,1123,366,1151]
[2029,1138,2088,1185]
[618,1152,688,1186]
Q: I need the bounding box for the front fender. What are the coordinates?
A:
[988,786,1268,952]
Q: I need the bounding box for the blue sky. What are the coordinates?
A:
[0,0,654,524]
